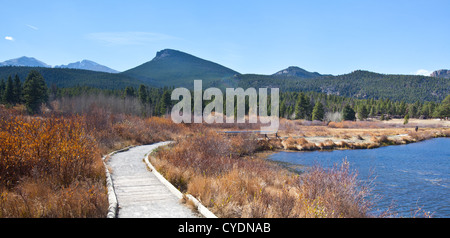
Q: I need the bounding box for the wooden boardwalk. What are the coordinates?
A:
[107,143,199,218]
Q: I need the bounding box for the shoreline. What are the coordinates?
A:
[257,135,450,159]
[258,137,450,218]
[257,121,450,153]
[254,130,450,174]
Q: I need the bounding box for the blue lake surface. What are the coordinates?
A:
[267,138,450,217]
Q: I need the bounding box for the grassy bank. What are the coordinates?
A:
[150,118,449,218]
[151,128,378,218]
[275,118,450,152]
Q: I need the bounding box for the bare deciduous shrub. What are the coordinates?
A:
[0,110,107,217]
[299,160,373,218]
[325,112,342,122]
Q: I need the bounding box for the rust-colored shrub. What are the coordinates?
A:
[0,115,102,188]
[328,121,345,128]
[0,109,107,217]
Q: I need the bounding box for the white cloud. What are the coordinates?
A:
[26,24,39,30]
[414,69,432,76]
[4,36,14,41]
[86,32,177,46]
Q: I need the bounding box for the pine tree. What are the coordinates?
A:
[159,90,171,116]
[287,106,293,119]
[342,104,356,121]
[138,84,148,104]
[294,93,304,119]
[433,95,450,118]
[357,104,368,121]
[23,70,48,114]
[408,104,417,118]
[280,99,286,118]
[294,93,311,120]
[0,79,5,100]
[398,101,407,116]
[13,74,22,104]
[369,105,375,117]
[2,76,15,105]
[312,101,325,121]
[304,95,312,120]
[124,86,135,98]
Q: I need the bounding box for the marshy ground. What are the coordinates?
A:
[240,118,450,152]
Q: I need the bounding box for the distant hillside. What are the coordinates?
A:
[121,49,240,88]
[1,51,448,103]
[238,70,449,103]
[273,66,330,78]
[0,66,143,89]
[0,56,51,68]
[55,60,119,73]
[431,69,450,79]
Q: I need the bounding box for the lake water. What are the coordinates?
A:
[267,138,450,217]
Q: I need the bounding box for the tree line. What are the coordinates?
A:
[1,70,449,121]
[237,70,450,103]
[0,70,48,114]
[50,85,450,121]
[279,91,449,121]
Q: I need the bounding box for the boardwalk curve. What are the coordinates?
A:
[106,142,199,218]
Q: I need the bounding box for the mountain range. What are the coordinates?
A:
[0,56,51,68]
[0,49,449,102]
[0,56,119,74]
[55,60,119,74]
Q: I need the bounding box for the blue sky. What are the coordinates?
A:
[1,0,449,75]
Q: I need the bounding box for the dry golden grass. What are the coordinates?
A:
[152,128,378,218]
[274,119,449,151]
[276,118,448,137]
[163,119,449,218]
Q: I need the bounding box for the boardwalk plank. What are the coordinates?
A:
[107,143,199,218]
